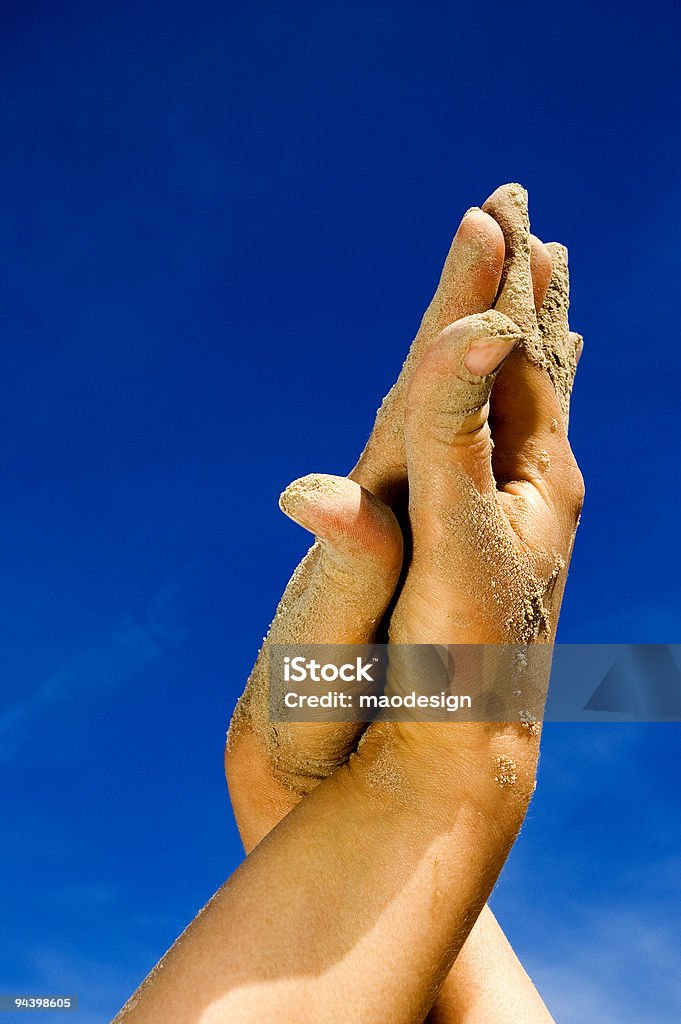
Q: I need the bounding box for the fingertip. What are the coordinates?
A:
[458,207,505,257]
[280,473,343,520]
[570,331,584,365]
[544,241,569,268]
[280,474,402,571]
[482,182,529,219]
[428,206,505,326]
[481,184,530,248]
[280,473,362,533]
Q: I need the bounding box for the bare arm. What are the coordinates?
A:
[117,716,538,1024]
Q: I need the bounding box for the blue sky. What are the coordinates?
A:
[1,1,680,1020]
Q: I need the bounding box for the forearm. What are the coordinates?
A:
[426,904,554,1024]
[228,715,553,1024]
[117,723,536,1024]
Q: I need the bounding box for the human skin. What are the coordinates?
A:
[226,186,558,805]
[114,188,584,1023]
[224,186,581,1020]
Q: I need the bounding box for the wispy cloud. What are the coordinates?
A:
[532,910,681,1023]
[0,578,187,764]
[25,945,138,1024]
[496,723,681,1022]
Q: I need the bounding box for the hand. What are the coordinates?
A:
[226,183,571,821]
[226,193,510,817]
[390,187,584,650]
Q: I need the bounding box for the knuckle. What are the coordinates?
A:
[564,460,585,516]
[551,438,584,518]
[410,395,489,449]
[430,407,483,445]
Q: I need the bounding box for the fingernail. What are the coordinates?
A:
[464,336,519,376]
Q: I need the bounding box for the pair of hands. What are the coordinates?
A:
[227,181,584,833]
[114,182,585,1024]
[218,183,583,1023]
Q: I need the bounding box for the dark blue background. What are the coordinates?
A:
[1,2,680,1020]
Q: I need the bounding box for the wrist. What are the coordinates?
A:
[348,720,538,840]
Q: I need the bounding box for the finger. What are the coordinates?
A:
[351,208,505,505]
[417,208,505,341]
[227,475,402,808]
[536,243,580,426]
[530,234,553,311]
[481,185,576,491]
[490,243,582,519]
[403,311,524,512]
[279,474,402,571]
[482,186,574,487]
[482,183,537,337]
[482,188,571,421]
[570,330,584,366]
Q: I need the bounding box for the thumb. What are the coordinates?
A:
[238,473,402,795]
[279,474,403,609]
[226,473,402,826]
[404,311,524,509]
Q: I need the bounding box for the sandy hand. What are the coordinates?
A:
[225,186,571,839]
[391,186,585,649]
[226,202,510,826]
